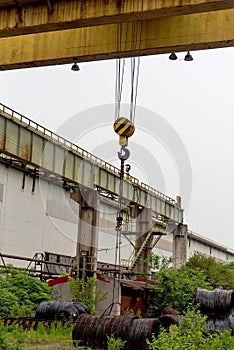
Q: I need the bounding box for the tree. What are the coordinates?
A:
[146,253,234,316]
[69,276,107,315]
[146,255,210,316]
[185,253,234,289]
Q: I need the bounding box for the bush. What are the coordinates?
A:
[185,253,234,289]
[107,334,126,350]
[0,265,51,317]
[146,254,234,317]
[147,306,234,350]
[146,255,210,316]
[69,276,107,315]
[0,289,20,318]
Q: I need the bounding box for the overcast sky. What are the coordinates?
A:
[1,47,234,249]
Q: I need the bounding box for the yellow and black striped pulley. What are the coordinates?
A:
[113,117,135,146]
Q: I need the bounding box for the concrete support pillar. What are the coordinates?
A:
[134,207,153,274]
[173,224,188,268]
[176,195,182,208]
[71,188,100,276]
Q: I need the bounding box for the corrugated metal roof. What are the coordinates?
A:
[120,280,149,290]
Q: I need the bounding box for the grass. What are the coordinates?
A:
[0,323,75,350]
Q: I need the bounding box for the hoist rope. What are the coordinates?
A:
[115,23,125,121]
[130,56,140,124]
[111,20,142,314]
[115,58,125,121]
[114,21,142,123]
[130,20,142,124]
[110,225,121,309]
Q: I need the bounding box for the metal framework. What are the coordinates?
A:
[0,103,183,223]
[0,1,234,69]
[0,252,74,280]
[1,1,234,38]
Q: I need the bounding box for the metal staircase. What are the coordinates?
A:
[121,224,167,272]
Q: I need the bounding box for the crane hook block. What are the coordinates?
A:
[118,146,130,161]
[113,117,135,138]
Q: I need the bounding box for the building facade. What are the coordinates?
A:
[0,162,234,277]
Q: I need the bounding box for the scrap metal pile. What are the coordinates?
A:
[72,311,178,350]
[193,288,234,333]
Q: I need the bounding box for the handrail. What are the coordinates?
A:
[0,102,176,205]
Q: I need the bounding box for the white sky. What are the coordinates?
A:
[1,47,234,248]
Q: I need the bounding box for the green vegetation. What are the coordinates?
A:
[0,265,51,317]
[147,306,234,350]
[0,322,74,350]
[0,324,126,350]
[146,253,234,316]
[1,312,234,350]
[106,335,126,350]
[186,253,234,289]
[69,275,108,315]
[1,255,234,349]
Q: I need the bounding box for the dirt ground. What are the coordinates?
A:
[24,342,74,349]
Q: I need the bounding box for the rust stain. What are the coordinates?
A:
[23,144,30,161]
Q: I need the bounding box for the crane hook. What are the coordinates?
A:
[118,146,130,161]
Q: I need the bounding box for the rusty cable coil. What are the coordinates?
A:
[193,288,234,334]
[72,312,178,350]
[193,288,234,316]
[205,314,234,334]
[35,300,90,322]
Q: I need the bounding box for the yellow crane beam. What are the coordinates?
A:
[1,9,234,70]
[0,0,234,38]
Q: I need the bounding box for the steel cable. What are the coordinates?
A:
[72,312,178,350]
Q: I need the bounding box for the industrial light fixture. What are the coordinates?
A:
[184,51,193,61]
[71,62,80,71]
[169,52,178,60]
[169,51,194,62]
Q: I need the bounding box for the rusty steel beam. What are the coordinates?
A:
[0,9,234,70]
[0,0,234,38]
[1,252,74,267]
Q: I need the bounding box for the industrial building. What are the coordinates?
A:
[0,103,234,282]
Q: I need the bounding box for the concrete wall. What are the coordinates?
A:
[51,281,72,301]
[187,237,232,262]
[95,277,120,316]
[0,162,234,269]
[153,230,234,264]
[0,164,78,267]
[0,163,136,268]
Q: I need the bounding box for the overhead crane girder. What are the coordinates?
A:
[0,9,234,70]
[0,0,234,38]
